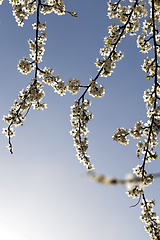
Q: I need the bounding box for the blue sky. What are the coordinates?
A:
[0,0,160,240]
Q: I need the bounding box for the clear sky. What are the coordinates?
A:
[0,0,160,240]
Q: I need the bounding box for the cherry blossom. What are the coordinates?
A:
[1,0,160,238]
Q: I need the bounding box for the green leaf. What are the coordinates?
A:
[145,76,151,80]
[147,26,151,30]
[85,116,90,121]
[103,70,110,76]
[98,61,103,66]
[141,45,145,51]
[127,28,132,33]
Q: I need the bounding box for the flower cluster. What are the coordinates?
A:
[2,0,160,237]
[113,57,160,165]
[70,99,94,171]
[27,21,47,63]
[113,98,159,161]
[125,172,142,191]
[108,0,147,24]
[67,78,81,95]
[53,75,66,96]
[109,0,160,237]
[41,0,65,15]
[2,80,46,152]
[38,67,66,96]
[126,185,143,198]
[137,33,152,54]
[112,127,129,145]
[133,165,155,186]
[9,0,37,27]
[2,127,15,139]
[32,22,47,31]
[97,0,148,77]
[142,85,160,155]
[129,120,143,139]
[28,34,46,63]
[17,56,35,75]
[95,24,124,77]
[88,79,105,98]
[137,12,160,77]
[3,0,78,154]
[141,57,157,79]
[125,172,154,199]
[140,199,160,240]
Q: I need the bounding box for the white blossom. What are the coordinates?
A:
[53,76,66,96]
[88,79,105,98]
[140,199,160,240]
[112,127,129,145]
[17,56,35,75]
[28,35,46,63]
[41,0,65,15]
[67,78,81,95]
[70,99,94,171]
[32,22,47,31]
[2,127,15,138]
